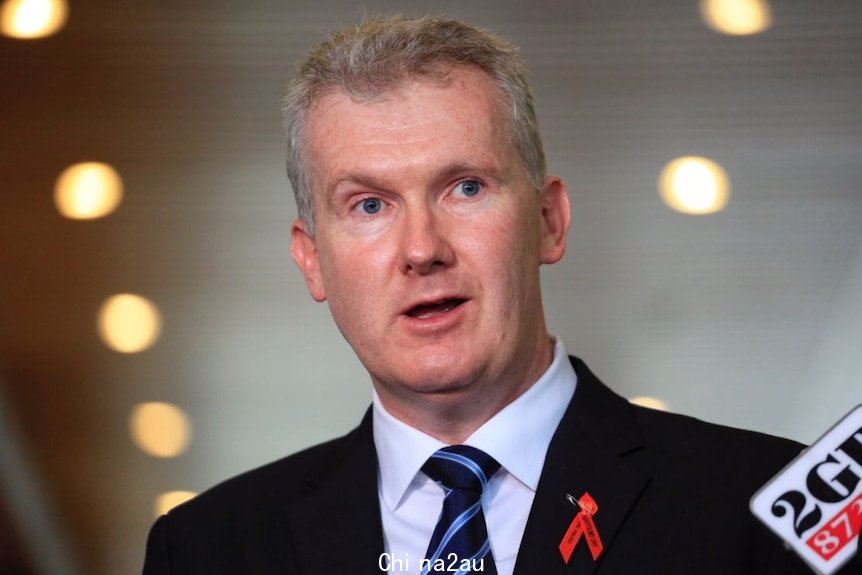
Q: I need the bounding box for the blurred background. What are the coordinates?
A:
[1,0,861,573]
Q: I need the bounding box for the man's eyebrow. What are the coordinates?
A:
[324,161,507,206]
[325,172,388,209]
[435,161,506,185]
[330,172,386,193]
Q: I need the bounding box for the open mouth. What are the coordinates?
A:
[405,298,467,319]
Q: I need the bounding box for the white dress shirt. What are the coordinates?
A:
[372,339,577,575]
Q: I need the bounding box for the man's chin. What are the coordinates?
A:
[374,361,483,398]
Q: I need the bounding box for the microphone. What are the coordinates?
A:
[751,405,862,575]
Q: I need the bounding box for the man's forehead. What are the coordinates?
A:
[307,70,510,167]
[307,66,505,125]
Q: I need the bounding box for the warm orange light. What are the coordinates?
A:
[630,396,670,411]
[54,162,124,220]
[0,0,68,39]
[701,0,772,36]
[155,491,197,517]
[130,402,192,458]
[659,156,731,215]
[97,294,162,353]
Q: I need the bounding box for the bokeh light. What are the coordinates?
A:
[54,162,124,220]
[130,402,191,458]
[701,0,772,36]
[630,396,670,411]
[659,156,730,215]
[97,294,162,353]
[154,491,197,517]
[0,0,68,39]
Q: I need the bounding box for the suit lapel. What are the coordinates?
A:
[514,358,651,575]
[288,410,385,575]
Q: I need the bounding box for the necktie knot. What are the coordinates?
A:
[422,445,500,494]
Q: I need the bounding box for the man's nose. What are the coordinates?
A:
[398,203,454,275]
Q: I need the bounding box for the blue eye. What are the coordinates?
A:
[359,198,382,214]
[457,180,482,197]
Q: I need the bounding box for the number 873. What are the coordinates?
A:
[807,498,862,559]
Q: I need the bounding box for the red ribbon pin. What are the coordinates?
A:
[559,492,604,563]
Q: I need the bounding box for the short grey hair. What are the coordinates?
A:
[283,15,546,233]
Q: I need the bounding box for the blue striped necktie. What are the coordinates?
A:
[421,445,500,575]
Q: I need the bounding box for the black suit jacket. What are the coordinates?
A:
[142,357,856,574]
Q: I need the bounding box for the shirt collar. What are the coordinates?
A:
[372,338,577,511]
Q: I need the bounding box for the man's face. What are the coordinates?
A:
[291,66,570,420]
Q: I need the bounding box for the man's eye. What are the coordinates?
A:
[358,198,382,214]
[455,180,482,197]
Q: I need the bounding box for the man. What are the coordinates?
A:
[142,16,851,575]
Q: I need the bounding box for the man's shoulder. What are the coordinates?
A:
[633,401,802,455]
[142,411,381,573]
[165,416,370,527]
[627,402,804,490]
[568,355,804,482]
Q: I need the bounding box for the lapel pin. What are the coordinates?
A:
[559,492,604,563]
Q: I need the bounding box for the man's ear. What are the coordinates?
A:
[290,219,327,302]
[539,175,571,265]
